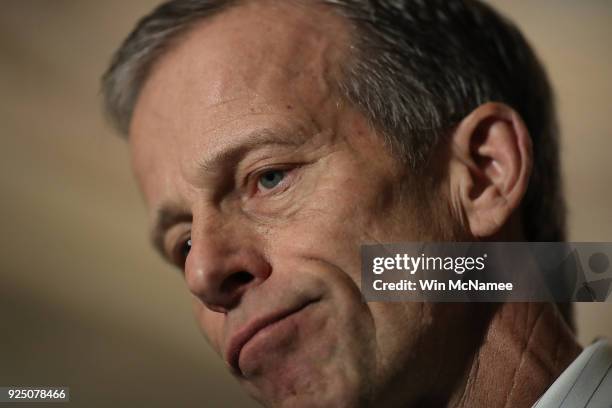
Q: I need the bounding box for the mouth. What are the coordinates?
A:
[225,298,320,376]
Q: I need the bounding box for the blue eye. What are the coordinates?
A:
[258,170,285,190]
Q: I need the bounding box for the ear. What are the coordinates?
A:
[448,102,532,238]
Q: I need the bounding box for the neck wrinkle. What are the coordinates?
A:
[449,302,581,408]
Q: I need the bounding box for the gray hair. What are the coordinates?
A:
[102,0,565,244]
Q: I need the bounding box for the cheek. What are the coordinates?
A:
[262,176,400,290]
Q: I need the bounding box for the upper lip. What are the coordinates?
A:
[225,298,319,376]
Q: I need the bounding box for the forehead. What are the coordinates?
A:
[129,0,351,204]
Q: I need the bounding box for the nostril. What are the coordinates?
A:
[220,271,254,294]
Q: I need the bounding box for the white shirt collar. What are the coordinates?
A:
[533,339,612,407]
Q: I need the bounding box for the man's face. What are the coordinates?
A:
[130,2,469,407]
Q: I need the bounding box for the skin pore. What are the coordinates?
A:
[128,1,581,407]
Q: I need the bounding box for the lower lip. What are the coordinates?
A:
[238,301,317,376]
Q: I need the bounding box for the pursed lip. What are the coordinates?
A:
[225,298,320,376]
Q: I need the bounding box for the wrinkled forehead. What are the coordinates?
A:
[131,0,352,121]
[128,0,353,206]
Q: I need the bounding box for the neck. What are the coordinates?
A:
[448,302,582,407]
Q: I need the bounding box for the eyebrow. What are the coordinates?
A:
[149,126,310,257]
[196,127,308,173]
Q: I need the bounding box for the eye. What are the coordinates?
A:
[257,169,286,190]
[176,238,191,266]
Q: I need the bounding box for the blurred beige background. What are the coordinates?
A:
[1,1,610,407]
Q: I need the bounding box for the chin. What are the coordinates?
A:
[243,368,367,408]
[237,320,372,407]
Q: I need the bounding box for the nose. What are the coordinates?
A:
[184,218,271,313]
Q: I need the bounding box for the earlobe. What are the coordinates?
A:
[449,103,533,238]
